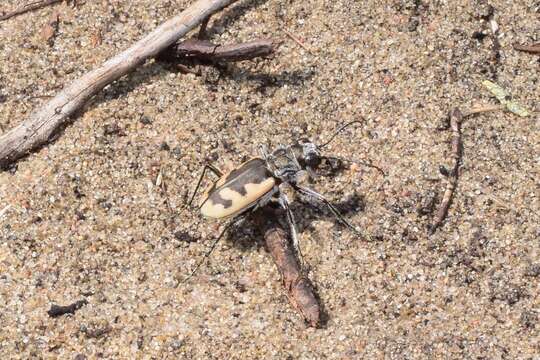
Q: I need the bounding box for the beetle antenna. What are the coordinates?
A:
[318,119,365,149]
[325,155,385,176]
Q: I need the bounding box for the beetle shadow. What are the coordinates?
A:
[211,194,363,328]
[223,193,366,252]
[197,62,316,93]
[291,192,367,236]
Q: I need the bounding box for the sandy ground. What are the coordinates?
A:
[0,0,539,358]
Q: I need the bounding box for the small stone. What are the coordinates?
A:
[170,338,184,350]
[520,310,538,329]
[139,115,153,125]
[159,142,170,151]
[103,123,125,136]
[172,146,182,159]
[472,31,488,41]
[524,264,540,277]
[174,230,196,243]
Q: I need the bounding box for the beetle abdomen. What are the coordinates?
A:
[200,158,276,218]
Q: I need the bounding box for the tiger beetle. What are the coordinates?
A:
[185,120,374,281]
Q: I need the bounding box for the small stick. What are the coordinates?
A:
[0,204,12,218]
[0,0,62,21]
[430,108,463,233]
[281,28,315,55]
[47,299,87,317]
[256,207,321,327]
[513,43,540,54]
[198,15,211,39]
[463,104,504,117]
[158,38,275,64]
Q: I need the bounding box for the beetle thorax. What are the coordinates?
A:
[292,139,322,171]
[262,141,321,186]
[301,141,320,165]
[260,146,298,184]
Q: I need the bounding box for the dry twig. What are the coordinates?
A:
[0,204,12,219]
[157,38,275,64]
[513,42,540,54]
[256,207,321,327]
[462,104,504,117]
[430,108,463,233]
[0,0,239,169]
[0,0,63,22]
[281,28,315,55]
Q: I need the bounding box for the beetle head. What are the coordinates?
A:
[294,138,322,170]
[294,119,365,176]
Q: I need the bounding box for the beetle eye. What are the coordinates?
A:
[305,155,321,168]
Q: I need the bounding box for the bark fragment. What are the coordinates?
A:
[256,207,321,327]
[430,108,463,233]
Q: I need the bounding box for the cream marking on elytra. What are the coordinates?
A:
[201,177,275,218]
[199,158,273,213]
[200,160,256,203]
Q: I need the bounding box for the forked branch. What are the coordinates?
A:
[157,38,275,64]
[0,0,239,169]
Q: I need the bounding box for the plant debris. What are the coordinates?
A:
[47,299,88,317]
[482,80,531,117]
[157,38,275,66]
[513,42,540,54]
[430,108,463,233]
[255,207,321,327]
[0,0,63,22]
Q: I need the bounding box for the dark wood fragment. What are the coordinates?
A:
[513,43,540,54]
[430,108,463,233]
[157,38,275,64]
[256,207,321,327]
[47,299,88,317]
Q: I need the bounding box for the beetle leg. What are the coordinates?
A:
[188,163,224,206]
[260,144,278,175]
[259,144,271,160]
[278,192,303,263]
[180,215,246,284]
[292,185,369,239]
[287,145,302,170]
